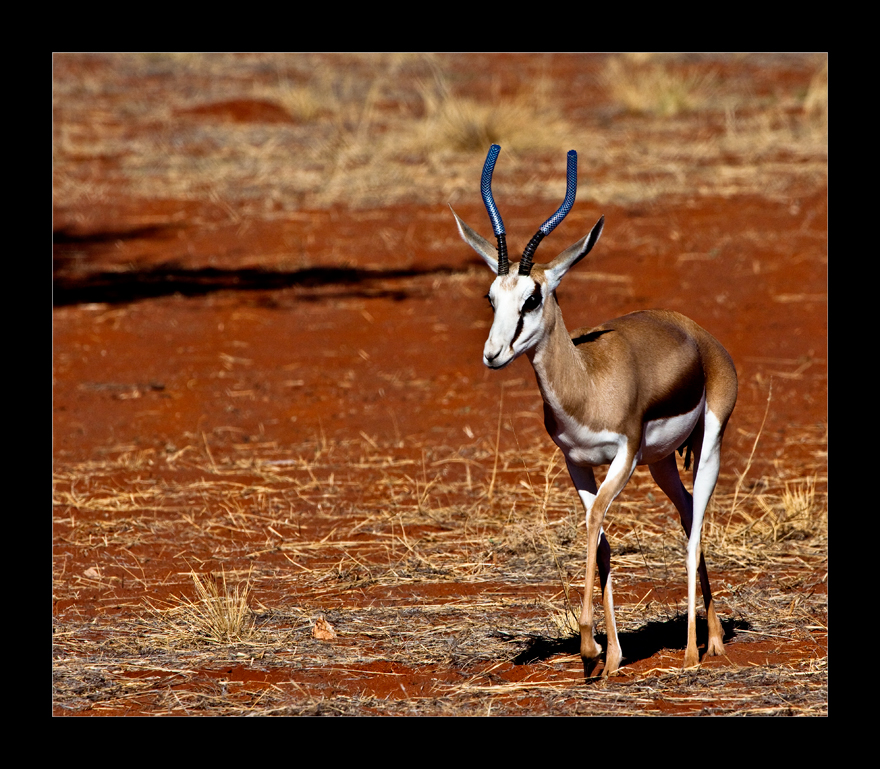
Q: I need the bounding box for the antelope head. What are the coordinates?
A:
[452,144,604,369]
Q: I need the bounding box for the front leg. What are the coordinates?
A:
[565,461,602,664]
[567,449,635,677]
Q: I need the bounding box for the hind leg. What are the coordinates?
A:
[649,449,724,666]
[688,412,726,659]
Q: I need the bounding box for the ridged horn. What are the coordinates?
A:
[519,149,578,276]
[480,144,509,276]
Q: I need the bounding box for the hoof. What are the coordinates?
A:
[706,637,725,657]
[581,656,603,678]
[601,655,622,677]
[580,633,603,678]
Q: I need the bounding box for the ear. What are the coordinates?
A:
[544,215,604,291]
[450,206,499,274]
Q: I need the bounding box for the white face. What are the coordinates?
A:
[483,273,546,369]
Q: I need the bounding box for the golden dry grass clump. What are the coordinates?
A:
[416,70,574,156]
[750,477,826,543]
[151,570,255,646]
[603,53,720,117]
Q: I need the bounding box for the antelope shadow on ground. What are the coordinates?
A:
[510,614,749,671]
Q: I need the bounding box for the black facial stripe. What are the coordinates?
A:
[511,283,542,345]
[512,313,525,345]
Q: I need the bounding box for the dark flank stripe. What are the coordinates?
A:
[643,356,705,421]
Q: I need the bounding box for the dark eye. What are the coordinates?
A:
[485,293,495,310]
[522,293,541,313]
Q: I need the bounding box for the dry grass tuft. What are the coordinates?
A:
[603,54,719,117]
[545,597,581,638]
[152,570,255,646]
[416,70,574,156]
[749,477,826,543]
[189,570,254,643]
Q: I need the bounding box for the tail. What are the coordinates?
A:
[677,434,694,472]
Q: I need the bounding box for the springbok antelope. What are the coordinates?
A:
[451,144,737,676]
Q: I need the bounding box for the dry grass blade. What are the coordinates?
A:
[487,388,504,501]
[724,381,772,541]
[804,59,828,125]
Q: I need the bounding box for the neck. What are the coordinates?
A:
[526,299,584,403]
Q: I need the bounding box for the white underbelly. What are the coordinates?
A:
[547,390,706,468]
[554,425,623,466]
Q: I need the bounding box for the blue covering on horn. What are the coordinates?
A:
[481,144,509,275]
[519,149,578,276]
[481,144,505,237]
[539,150,577,235]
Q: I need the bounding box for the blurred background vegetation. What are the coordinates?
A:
[53,53,827,216]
